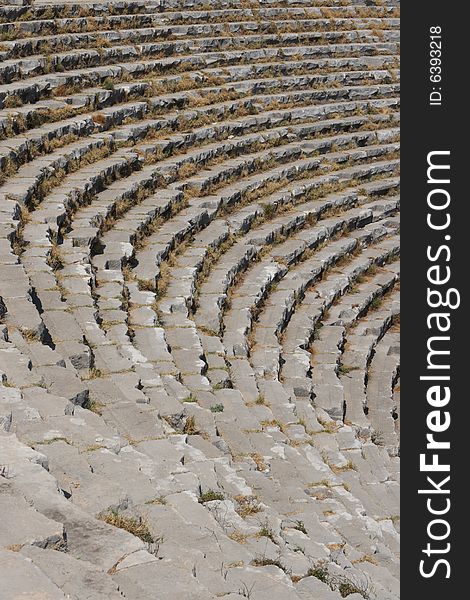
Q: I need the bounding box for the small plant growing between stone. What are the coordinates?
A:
[293,520,307,535]
[102,79,115,91]
[199,489,225,503]
[308,564,330,584]
[210,403,224,413]
[256,522,275,542]
[330,459,356,474]
[183,415,199,435]
[307,562,375,599]
[85,367,103,380]
[3,95,23,108]
[251,556,284,569]
[99,510,154,544]
[334,573,375,599]
[146,496,167,506]
[250,453,267,472]
[229,530,249,544]
[92,113,107,126]
[85,398,105,415]
[235,495,262,518]
[22,329,41,342]
[262,203,276,219]
[369,296,383,310]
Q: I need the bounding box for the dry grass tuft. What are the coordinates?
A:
[99,510,154,544]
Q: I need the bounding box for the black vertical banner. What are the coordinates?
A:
[401,3,466,599]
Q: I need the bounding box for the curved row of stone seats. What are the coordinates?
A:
[222,200,398,365]
[0,80,151,138]
[279,232,399,408]
[0,89,399,201]
[117,130,399,277]
[52,145,396,404]
[322,261,399,328]
[0,67,396,136]
[0,41,398,87]
[11,112,397,390]
[0,66,398,124]
[12,152,143,374]
[0,4,400,39]
[4,114,396,259]
[13,119,396,290]
[1,25,399,64]
[306,263,399,426]
[147,67,397,112]
[0,7,399,40]
[213,225,398,406]
[0,75,398,184]
[0,72,400,406]
[195,188,374,389]
[0,50,399,107]
[146,82,399,130]
[242,221,398,390]
[134,144,395,322]
[0,0,400,20]
[187,184,396,422]
[0,23,399,78]
[154,189,370,389]
[195,166,398,338]
[2,59,398,113]
[0,134,130,215]
[339,288,399,428]
[0,99,148,169]
[278,226,399,365]
[2,3,396,22]
[0,35,399,96]
[81,142,398,390]
[364,327,399,453]
[1,151,402,408]
[26,119,398,281]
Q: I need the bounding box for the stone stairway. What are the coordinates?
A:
[0,1,400,598]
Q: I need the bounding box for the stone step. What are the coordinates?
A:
[0,52,399,108]
[2,27,398,67]
[0,8,400,40]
